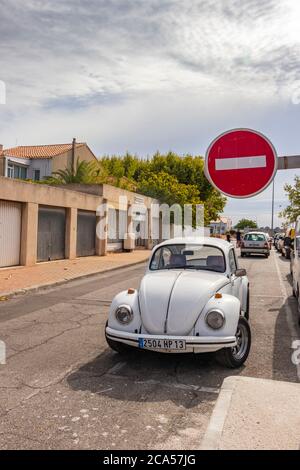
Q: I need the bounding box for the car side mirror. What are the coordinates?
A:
[235,268,247,277]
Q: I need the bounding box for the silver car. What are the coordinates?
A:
[241,232,270,258]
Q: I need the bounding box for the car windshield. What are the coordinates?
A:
[244,233,266,242]
[150,244,226,273]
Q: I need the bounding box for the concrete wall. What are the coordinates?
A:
[0,177,157,267]
[0,177,101,211]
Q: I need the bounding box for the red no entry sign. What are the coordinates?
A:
[205,129,277,198]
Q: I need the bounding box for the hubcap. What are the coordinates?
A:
[232,323,249,360]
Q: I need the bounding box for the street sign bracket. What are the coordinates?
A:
[277,155,300,170]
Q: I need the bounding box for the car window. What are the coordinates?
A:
[150,244,226,273]
[228,249,237,274]
[244,233,266,242]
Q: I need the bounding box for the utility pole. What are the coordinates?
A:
[71,137,76,175]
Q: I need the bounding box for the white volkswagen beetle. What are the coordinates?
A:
[105,237,251,368]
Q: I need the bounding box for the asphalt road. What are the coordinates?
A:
[0,249,299,450]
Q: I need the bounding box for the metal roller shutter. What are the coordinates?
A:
[76,210,96,257]
[0,200,22,267]
[37,206,66,262]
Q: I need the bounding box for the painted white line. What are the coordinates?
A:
[251,294,285,299]
[107,375,220,394]
[200,377,237,450]
[215,155,266,171]
[273,251,300,381]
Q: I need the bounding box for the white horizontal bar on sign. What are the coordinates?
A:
[215,155,267,171]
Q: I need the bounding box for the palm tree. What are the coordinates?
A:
[44,158,106,184]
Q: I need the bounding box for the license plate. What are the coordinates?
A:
[138,338,186,350]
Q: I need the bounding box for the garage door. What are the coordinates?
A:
[37,206,66,262]
[0,200,22,267]
[107,208,126,252]
[77,210,96,257]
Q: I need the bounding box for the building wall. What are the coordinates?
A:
[0,176,101,211]
[0,157,4,177]
[27,158,52,180]
[51,145,97,174]
[0,177,157,267]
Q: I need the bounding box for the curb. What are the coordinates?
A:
[200,376,238,450]
[0,259,148,300]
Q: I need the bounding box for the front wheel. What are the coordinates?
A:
[216,317,251,368]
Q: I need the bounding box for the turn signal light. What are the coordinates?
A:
[127,288,135,294]
[215,293,222,299]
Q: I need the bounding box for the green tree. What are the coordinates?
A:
[279,176,300,223]
[100,152,226,223]
[234,219,258,230]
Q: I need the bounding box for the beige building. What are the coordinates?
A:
[0,177,158,268]
[210,216,233,235]
[0,140,97,181]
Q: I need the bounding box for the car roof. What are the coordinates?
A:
[154,237,233,251]
[244,231,267,236]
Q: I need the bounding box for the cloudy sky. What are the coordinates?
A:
[1,0,300,227]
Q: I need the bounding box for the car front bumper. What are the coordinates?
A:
[106,326,236,353]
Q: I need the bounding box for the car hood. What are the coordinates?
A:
[139,270,229,335]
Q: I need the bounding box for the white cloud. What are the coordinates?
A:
[1,0,300,111]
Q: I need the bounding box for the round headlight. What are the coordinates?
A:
[115,305,133,325]
[205,310,225,330]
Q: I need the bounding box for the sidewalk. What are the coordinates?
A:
[0,250,151,297]
[201,376,300,450]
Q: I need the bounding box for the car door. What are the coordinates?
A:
[229,248,242,300]
[293,235,300,296]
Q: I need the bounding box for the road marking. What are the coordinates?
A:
[273,251,300,381]
[215,155,266,171]
[251,294,285,299]
[106,374,219,394]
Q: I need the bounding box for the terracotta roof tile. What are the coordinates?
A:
[0,143,86,159]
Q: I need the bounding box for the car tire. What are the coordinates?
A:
[216,317,251,369]
[265,254,269,258]
[241,253,245,258]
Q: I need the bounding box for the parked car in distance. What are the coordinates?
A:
[291,218,300,325]
[106,237,251,368]
[274,233,284,250]
[241,232,270,258]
